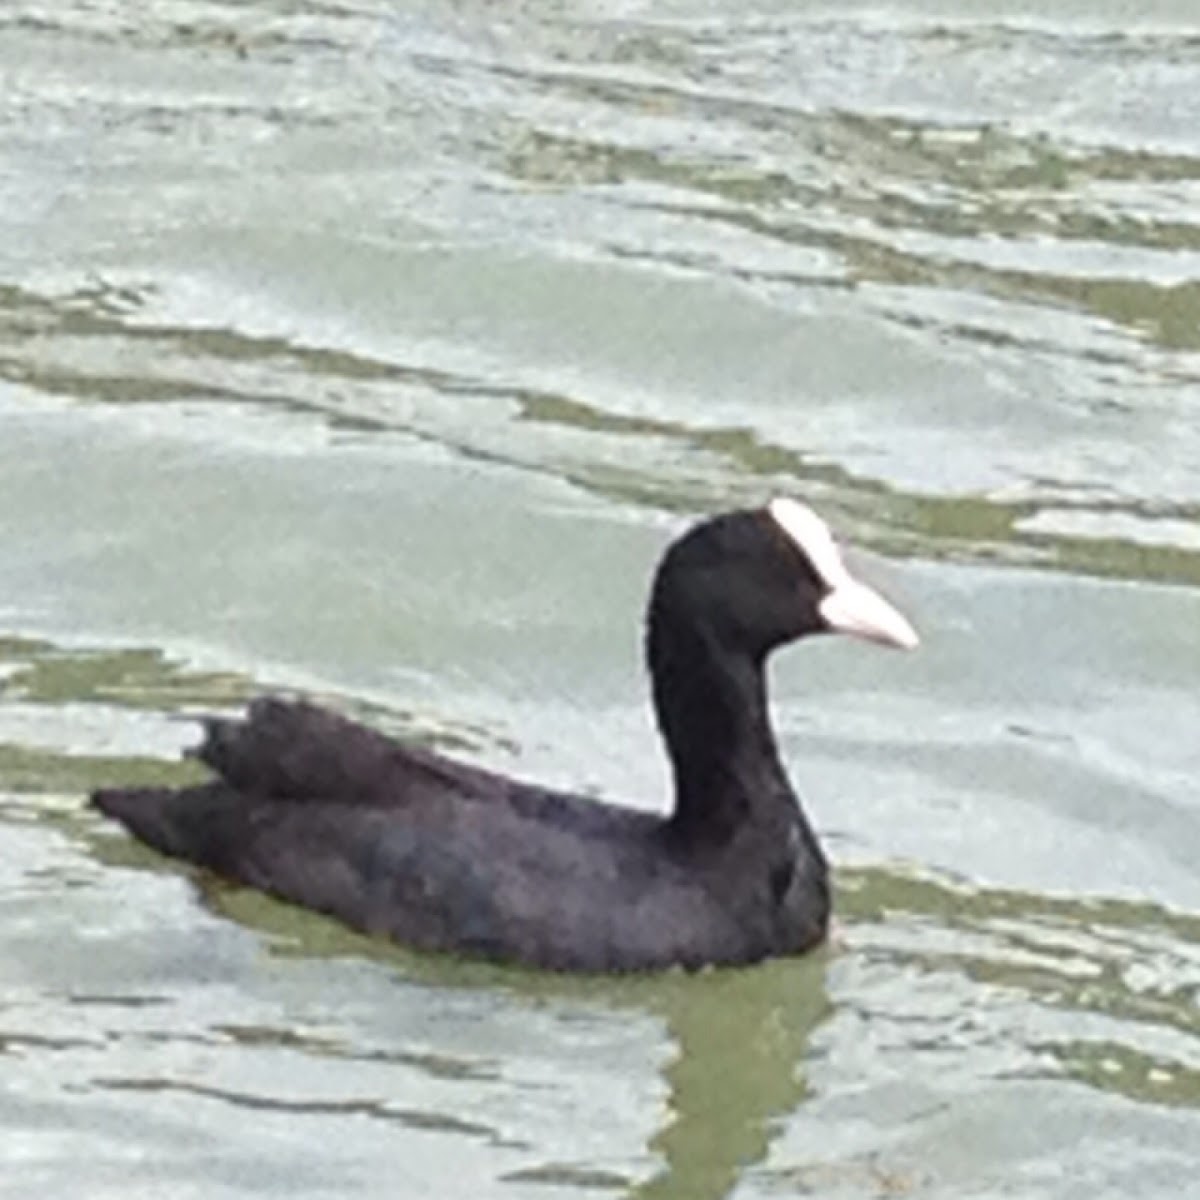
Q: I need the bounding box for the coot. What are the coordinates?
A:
[93,499,917,972]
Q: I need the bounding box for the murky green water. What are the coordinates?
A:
[2,1,1199,1196]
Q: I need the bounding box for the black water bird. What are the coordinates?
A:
[93,499,918,972]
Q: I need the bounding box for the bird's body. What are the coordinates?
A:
[98,698,827,971]
[93,500,917,972]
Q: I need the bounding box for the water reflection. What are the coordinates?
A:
[205,883,832,1200]
[630,963,829,1200]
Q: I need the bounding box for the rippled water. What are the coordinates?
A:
[2,1,1199,1197]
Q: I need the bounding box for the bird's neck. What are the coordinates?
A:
[647,616,812,848]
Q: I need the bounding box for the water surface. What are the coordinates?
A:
[2,1,1199,1197]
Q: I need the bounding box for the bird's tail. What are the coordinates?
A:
[91,784,246,869]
